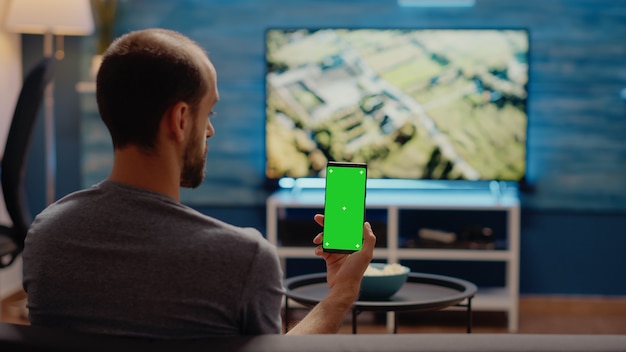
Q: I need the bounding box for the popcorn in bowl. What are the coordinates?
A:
[364,263,408,276]
[360,263,410,300]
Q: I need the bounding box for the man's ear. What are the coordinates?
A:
[167,101,190,143]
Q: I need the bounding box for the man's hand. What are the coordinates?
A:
[312,214,376,292]
[285,214,376,335]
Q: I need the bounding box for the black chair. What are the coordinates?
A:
[0,57,55,268]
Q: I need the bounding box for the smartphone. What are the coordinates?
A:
[323,161,367,253]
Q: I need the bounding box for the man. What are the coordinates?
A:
[22,28,375,338]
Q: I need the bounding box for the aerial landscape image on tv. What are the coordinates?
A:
[265,28,529,182]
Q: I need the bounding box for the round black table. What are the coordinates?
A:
[283,272,477,334]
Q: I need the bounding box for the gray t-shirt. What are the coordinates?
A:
[22,180,284,338]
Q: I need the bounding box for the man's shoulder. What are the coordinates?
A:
[191,216,272,249]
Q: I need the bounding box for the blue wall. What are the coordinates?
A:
[102,0,626,212]
[20,0,626,295]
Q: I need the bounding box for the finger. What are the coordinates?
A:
[361,222,377,252]
[313,214,324,227]
[313,232,323,245]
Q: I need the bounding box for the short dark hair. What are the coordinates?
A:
[96,28,209,150]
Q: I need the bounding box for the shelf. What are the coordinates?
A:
[277,247,390,258]
[277,247,511,261]
[268,188,520,210]
[472,287,514,311]
[396,248,512,261]
[442,287,512,311]
[267,187,520,332]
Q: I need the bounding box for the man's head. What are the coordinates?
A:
[96,28,218,188]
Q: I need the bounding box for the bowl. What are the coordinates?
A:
[359,263,410,300]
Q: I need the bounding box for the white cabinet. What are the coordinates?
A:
[266,186,520,332]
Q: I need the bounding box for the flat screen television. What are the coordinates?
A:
[265,28,529,187]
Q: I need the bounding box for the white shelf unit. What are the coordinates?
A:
[266,187,521,332]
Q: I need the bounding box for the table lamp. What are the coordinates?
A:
[5,0,94,205]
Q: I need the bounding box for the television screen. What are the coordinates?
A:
[265,28,529,184]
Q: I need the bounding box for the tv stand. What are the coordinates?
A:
[278,178,517,193]
[266,185,520,332]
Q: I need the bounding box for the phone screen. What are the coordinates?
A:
[323,161,367,253]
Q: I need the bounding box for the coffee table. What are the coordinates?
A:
[283,272,477,334]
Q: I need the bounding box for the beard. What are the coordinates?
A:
[180,129,207,189]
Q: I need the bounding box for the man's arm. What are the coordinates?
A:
[286,217,376,334]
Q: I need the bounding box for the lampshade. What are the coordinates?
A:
[5,0,94,36]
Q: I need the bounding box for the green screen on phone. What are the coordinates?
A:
[323,162,367,253]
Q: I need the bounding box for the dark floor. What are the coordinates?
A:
[3,290,626,334]
[284,295,626,334]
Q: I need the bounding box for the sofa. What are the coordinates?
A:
[1,322,626,352]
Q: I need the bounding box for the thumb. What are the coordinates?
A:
[361,222,376,252]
